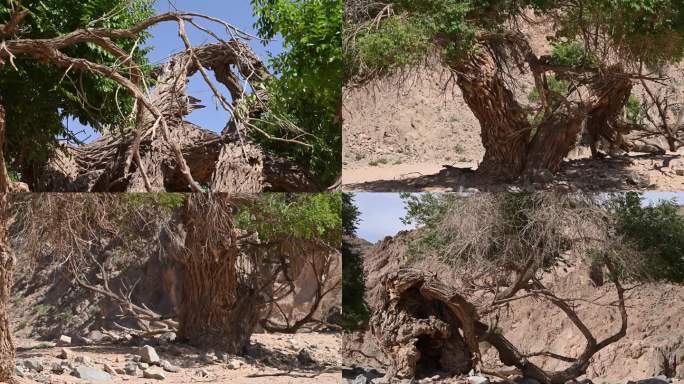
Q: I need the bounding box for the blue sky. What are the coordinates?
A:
[66,0,282,143]
[354,192,684,243]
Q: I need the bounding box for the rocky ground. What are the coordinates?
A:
[12,332,341,383]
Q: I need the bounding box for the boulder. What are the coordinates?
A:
[143,368,167,380]
[22,358,44,372]
[161,360,180,373]
[72,366,112,382]
[124,362,140,376]
[57,335,72,346]
[139,345,160,364]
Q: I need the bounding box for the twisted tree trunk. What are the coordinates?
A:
[448,38,635,179]
[30,43,318,193]
[370,269,479,379]
[176,195,266,353]
[452,45,531,178]
[585,71,633,158]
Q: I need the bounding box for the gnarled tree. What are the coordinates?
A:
[8,192,341,358]
[345,0,684,179]
[367,193,664,383]
[0,0,326,193]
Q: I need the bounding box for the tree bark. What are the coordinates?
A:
[176,195,265,353]
[0,101,15,382]
[451,45,531,178]
[585,72,633,158]
[524,104,587,175]
[370,269,479,379]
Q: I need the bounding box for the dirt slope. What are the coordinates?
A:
[343,232,684,382]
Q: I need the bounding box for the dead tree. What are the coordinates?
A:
[634,77,684,152]
[260,238,342,333]
[0,6,320,193]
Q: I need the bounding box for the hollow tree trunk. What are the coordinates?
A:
[370,270,479,379]
[176,195,264,353]
[0,102,15,382]
[451,45,531,178]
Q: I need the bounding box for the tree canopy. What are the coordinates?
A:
[346,0,684,80]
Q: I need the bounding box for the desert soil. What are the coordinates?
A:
[12,332,341,384]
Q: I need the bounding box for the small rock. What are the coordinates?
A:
[352,374,368,384]
[143,368,166,380]
[226,359,243,370]
[139,345,160,364]
[23,358,44,372]
[131,355,142,362]
[87,330,105,343]
[72,366,112,382]
[161,360,180,373]
[217,352,230,363]
[197,368,210,377]
[467,375,490,384]
[50,362,66,374]
[200,351,217,364]
[57,335,72,346]
[124,362,140,376]
[103,364,117,376]
[58,347,73,360]
[138,362,150,370]
[159,332,177,343]
[15,365,26,377]
[297,348,315,366]
[115,367,126,375]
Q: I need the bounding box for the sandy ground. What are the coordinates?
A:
[12,333,341,384]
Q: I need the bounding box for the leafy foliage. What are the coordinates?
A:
[341,193,370,330]
[608,192,684,283]
[251,0,342,186]
[549,40,597,67]
[0,0,154,168]
[345,0,684,80]
[625,95,642,124]
[355,16,431,71]
[342,192,360,236]
[235,193,342,245]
